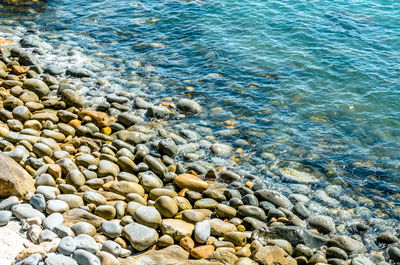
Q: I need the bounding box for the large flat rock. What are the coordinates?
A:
[0,152,35,198]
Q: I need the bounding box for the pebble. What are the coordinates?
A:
[46,199,70,214]
[308,215,336,234]
[194,220,210,243]
[133,206,162,229]
[39,229,58,243]
[122,222,159,251]
[0,196,19,210]
[73,249,101,265]
[238,205,266,221]
[0,210,12,226]
[182,210,206,223]
[209,218,237,237]
[94,205,116,220]
[75,234,100,253]
[13,204,45,221]
[43,213,63,230]
[155,196,178,218]
[15,253,42,265]
[160,218,195,241]
[101,221,122,238]
[53,225,75,238]
[72,222,96,236]
[58,236,77,255]
[44,254,78,265]
[101,240,122,257]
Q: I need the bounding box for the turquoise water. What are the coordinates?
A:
[1,0,399,211]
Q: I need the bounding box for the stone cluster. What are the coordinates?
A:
[0,41,399,265]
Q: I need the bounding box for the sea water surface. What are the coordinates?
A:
[1,0,399,217]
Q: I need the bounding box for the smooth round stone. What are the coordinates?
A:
[209,218,237,237]
[0,196,19,211]
[66,170,86,188]
[53,225,75,238]
[210,143,232,156]
[388,246,400,263]
[122,222,159,251]
[326,247,348,260]
[101,221,122,239]
[59,236,77,255]
[149,188,178,200]
[194,198,218,210]
[35,173,56,187]
[238,205,266,221]
[73,249,101,265]
[57,123,76,136]
[202,189,226,202]
[0,210,12,226]
[46,199,70,214]
[101,240,121,257]
[33,143,53,158]
[74,234,100,253]
[155,196,178,218]
[72,222,96,237]
[126,201,144,216]
[39,229,58,243]
[133,206,162,229]
[117,172,139,183]
[224,231,247,246]
[97,160,120,178]
[139,172,163,192]
[293,244,313,259]
[126,193,147,205]
[57,194,84,209]
[215,204,237,219]
[173,196,192,212]
[158,234,174,248]
[158,138,178,157]
[83,191,107,206]
[43,213,63,230]
[242,194,259,206]
[182,210,206,224]
[229,198,244,209]
[13,204,45,221]
[94,205,116,220]
[194,220,210,244]
[76,154,98,168]
[15,253,42,265]
[30,194,46,212]
[308,215,336,234]
[44,254,77,265]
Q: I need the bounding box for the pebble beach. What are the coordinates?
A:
[1,1,400,265]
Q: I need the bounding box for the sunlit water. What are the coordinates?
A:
[1,0,399,219]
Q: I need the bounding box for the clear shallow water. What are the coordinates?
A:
[1,1,399,214]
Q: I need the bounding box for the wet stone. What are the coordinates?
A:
[308,215,336,234]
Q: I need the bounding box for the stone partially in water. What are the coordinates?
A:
[280,168,320,183]
[252,226,328,249]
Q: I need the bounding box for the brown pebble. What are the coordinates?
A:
[114,237,127,248]
[190,245,215,259]
[179,236,195,252]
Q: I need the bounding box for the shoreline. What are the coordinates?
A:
[0,29,399,265]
